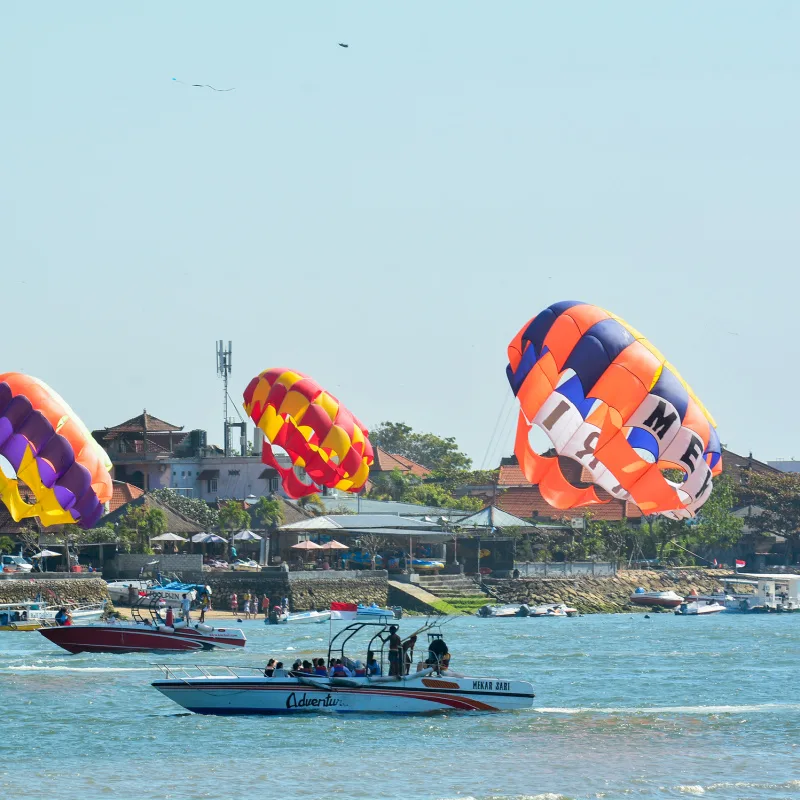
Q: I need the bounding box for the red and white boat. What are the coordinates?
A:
[629,588,684,608]
[39,598,246,654]
[152,620,535,715]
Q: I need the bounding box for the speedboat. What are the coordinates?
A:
[0,603,52,631]
[357,604,402,620]
[476,604,523,618]
[674,600,726,615]
[285,610,332,624]
[629,588,684,608]
[527,603,578,617]
[39,598,245,653]
[152,620,535,715]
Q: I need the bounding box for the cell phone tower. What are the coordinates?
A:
[216,340,232,457]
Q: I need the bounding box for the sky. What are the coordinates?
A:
[2,2,799,470]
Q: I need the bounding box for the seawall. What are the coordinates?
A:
[482,568,736,614]
[0,578,110,605]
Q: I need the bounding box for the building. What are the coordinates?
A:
[92,410,292,502]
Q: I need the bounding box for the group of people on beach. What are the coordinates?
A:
[229,592,285,620]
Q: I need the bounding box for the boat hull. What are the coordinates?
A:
[152,675,535,715]
[39,624,246,654]
[630,593,684,609]
[285,611,331,624]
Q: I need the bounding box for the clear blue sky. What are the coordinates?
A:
[2,2,799,469]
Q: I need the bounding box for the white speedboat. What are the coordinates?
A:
[29,601,107,624]
[152,621,535,715]
[105,580,152,605]
[674,601,726,616]
[630,589,684,608]
[476,604,522,618]
[527,603,578,617]
[285,610,331,624]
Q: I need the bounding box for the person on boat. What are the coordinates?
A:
[426,637,449,673]
[180,594,191,624]
[272,662,288,677]
[264,658,276,677]
[165,605,174,627]
[314,658,328,677]
[387,625,402,677]
[402,635,417,675]
[330,659,352,678]
[299,660,314,675]
[54,608,72,626]
[353,660,366,677]
[366,651,381,676]
[291,659,303,674]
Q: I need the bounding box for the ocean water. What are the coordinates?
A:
[1,613,798,800]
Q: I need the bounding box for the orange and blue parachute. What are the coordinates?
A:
[506,302,722,518]
[243,368,373,499]
[0,374,113,528]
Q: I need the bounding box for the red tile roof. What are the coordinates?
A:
[109,481,145,513]
[498,457,585,486]
[97,411,183,435]
[372,448,431,478]
[496,486,638,522]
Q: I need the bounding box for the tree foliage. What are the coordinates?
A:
[371,422,472,471]
[738,469,800,561]
[0,535,16,554]
[150,489,219,529]
[297,494,326,516]
[117,506,167,553]
[250,496,284,529]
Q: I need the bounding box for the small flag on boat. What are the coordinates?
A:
[735,559,746,569]
[330,602,358,620]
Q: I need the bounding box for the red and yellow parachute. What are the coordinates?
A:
[0,374,113,528]
[506,302,722,518]
[243,368,373,499]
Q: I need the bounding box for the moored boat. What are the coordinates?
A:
[0,603,53,631]
[356,603,402,620]
[285,610,331,624]
[629,588,684,608]
[38,597,246,653]
[674,601,726,615]
[476,604,521,618]
[152,620,535,715]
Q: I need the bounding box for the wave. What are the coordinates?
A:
[534,703,800,715]
[0,664,155,672]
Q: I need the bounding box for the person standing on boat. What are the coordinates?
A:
[387,625,402,677]
[180,594,191,624]
[402,635,417,676]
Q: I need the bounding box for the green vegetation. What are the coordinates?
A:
[371,422,472,471]
[116,506,167,554]
[250,496,284,528]
[150,489,219,529]
[0,535,16,554]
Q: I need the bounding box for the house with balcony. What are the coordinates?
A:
[92,410,291,502]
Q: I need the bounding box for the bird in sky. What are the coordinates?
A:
[338,43,349,48]
[172,78,235,92]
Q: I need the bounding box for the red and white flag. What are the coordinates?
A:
[735,559,746,569]
[330,602,358,620]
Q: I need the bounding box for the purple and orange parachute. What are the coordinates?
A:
[243,368,373,499]
[506,302,722,518]
[0,374,113,528]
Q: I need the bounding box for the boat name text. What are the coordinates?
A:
[286,692,343,709]
[472,680,510,691]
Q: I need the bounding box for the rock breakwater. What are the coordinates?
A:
[0,577,110,606]
[482,569,735,614]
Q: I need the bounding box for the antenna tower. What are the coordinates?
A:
[216,340,232,457]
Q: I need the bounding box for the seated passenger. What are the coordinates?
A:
[263,658,275,678]
[291,659,303,674]
[300,660,314,674]
[314,659,328,677]
[272,661,289,677]
[353,660,366,677]
[330,659,352,677]
[366,652,381,676]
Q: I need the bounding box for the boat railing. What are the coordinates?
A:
[152,663,270,682]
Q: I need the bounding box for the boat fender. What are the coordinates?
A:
[195,623,213,633]
[173,620,187,629]
[156,625,175,633]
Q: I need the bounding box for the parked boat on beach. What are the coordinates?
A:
[674,600,726,615]
[629,588,684,609]
[39,597,245,653]
[152,620,535,715]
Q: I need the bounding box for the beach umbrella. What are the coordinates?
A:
[150,533,188,542]
[191,532,210,543]
[201,534,227,544]
[320,540,349,550]
[31,549,60,558]
[233,530,262,541]
[291,540,322,550]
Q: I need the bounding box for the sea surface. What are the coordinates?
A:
[1,613,798,800]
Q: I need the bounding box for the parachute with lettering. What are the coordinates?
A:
[506,302,722,518]
[243,368,373,499]
[0,373,113,528]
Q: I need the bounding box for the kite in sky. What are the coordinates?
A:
[172,78,235,92]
